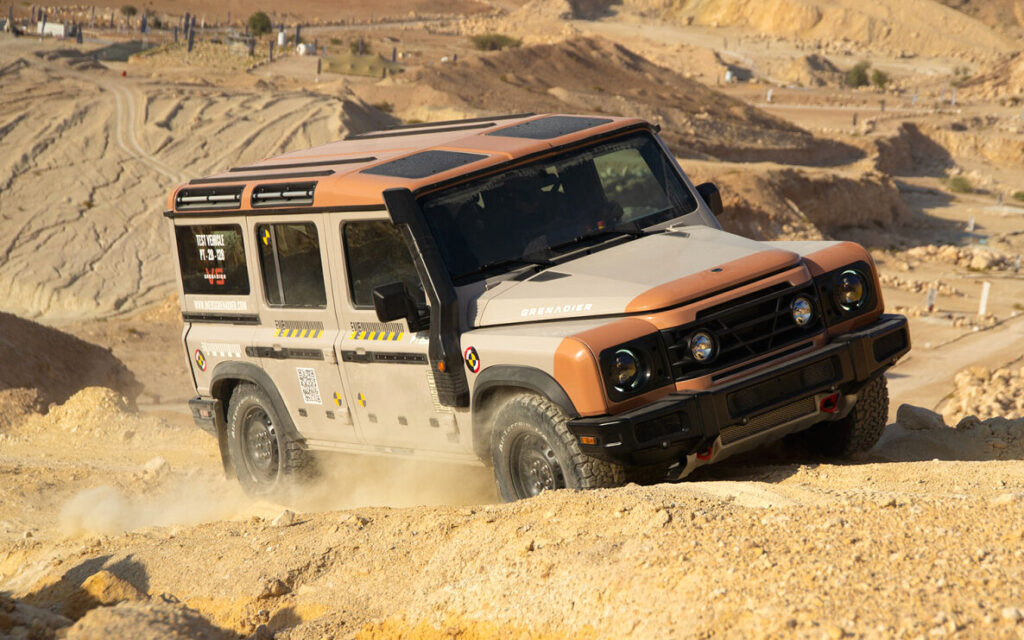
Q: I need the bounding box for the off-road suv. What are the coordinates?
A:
[168,113,910,500]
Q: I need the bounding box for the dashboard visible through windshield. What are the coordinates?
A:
[419,132,698,285]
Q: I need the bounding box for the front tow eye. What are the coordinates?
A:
[820,393,840,414]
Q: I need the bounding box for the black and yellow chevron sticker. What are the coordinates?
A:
[348,330,404,341]
[273,328,324,339]
[261,228,271,246]
[332,392,343,407]
[356,392,367,408]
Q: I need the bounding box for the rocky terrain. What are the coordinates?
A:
[2,0,1024,637]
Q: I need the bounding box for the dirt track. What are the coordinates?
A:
[2,383,1024,639]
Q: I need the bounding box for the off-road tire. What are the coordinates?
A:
[226,383,316,496]
[491,394,625,501]
[800,375,889,457]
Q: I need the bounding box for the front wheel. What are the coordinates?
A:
[490,394,624,502]
[800,375,889,457]
[226,383,315,496]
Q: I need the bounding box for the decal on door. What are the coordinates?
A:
[296,367,322,405]
[464,346,481,374]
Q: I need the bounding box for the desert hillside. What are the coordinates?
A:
[622,0,1014,60]
[0,46,394,321]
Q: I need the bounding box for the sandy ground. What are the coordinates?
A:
[2,0,1024,636]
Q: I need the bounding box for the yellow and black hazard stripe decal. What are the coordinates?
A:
[273,328,324,339]
[348,330,404,341]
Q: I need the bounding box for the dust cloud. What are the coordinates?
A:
[58,480,253,536]
[56,453,497,538]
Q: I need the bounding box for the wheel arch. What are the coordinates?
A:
[470,365,578,460]
[209,361,305,475]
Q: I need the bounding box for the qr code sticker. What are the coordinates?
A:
[296,368,322,405]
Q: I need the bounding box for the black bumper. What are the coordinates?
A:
[188,396,223,436]
[567,314,910,465]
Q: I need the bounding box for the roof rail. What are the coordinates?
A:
[229,157,376,173]
[346,122,497,141]
[345,113,536,141]
[382,112,535,132]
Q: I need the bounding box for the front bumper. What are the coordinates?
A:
[567,313,910,465]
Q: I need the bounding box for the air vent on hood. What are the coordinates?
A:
[175,186,243,211]
[251,181,317,208]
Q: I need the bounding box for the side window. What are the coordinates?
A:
[175,224,249,295]
[256,222,327,308]
[342,221,425,309]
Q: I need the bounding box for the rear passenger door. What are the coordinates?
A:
[334,219,462,452]
[248,215,357,443]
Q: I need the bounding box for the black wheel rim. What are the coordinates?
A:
[509,432,565,498]
[241,406,279,483]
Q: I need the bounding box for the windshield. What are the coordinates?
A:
[419,132,698,284]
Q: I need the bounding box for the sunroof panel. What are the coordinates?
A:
[485,115,613,140]
[361,150,488,179]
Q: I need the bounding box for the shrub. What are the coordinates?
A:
[248,11,271,37]
[870,69,889,90]
[1012,191,1024,202]
[952,66,971,87]
[470,33,521,51]
[120,5,137,17]
[329,37,342,45]
[948,176,973,194]
[846,60,870,87]
[350,38,371,55]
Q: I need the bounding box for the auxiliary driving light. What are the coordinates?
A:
[836,270,866,310]
[791,296,814,327]
[689,331,716,362]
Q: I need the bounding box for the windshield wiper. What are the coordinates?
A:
[548,221,660,252]
[452,253,554,283]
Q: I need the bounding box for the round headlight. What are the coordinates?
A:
[611,348,642,391]
[791,296,814,327]
[690,331,716,362]
[836,270,866,310]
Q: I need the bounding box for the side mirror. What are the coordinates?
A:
[695,182,723,217]
[372,282,428,332]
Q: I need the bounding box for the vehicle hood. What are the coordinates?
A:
[470,226,802,327]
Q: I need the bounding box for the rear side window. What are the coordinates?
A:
[175,224,249,295]
[343,221,425,308]
[256,223,327,308]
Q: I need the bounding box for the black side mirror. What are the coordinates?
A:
[695,182,723,217]
[372,282,428,332]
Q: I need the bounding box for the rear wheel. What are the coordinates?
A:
[226,383,315,496]
[800,375,889,457]
[491,394,624,501]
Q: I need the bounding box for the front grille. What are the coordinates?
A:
[661,283,822,381]
[719,396,817,445]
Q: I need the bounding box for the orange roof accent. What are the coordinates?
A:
[167,114,650,213]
